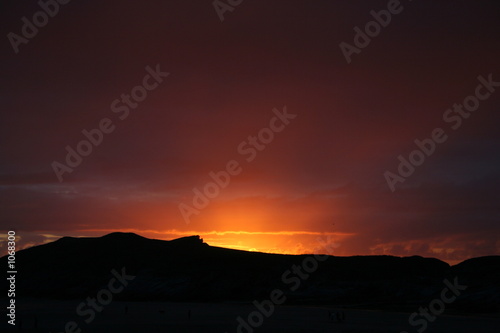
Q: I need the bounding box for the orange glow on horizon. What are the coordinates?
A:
[72,227,352,255]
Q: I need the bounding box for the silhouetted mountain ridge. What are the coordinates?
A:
[1,233,499,313]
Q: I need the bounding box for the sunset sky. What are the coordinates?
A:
[1,0,499,265]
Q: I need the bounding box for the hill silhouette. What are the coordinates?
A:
[1,232,499,313]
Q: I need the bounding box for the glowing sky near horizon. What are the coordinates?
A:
[1,0,500,266]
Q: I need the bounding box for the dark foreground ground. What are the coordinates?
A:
[1,298,499,333]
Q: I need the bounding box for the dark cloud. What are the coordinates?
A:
[1,0,499,263]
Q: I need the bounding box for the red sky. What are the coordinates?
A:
[1,0,500,265]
